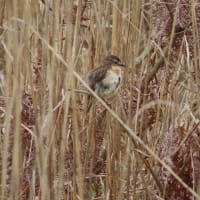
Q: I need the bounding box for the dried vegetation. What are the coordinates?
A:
[0,0,200,199]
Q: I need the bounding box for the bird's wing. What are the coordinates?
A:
[87,65,110,90]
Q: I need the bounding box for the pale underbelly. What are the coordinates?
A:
[95,72,122,98]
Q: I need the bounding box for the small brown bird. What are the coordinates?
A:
[87,55,126,112]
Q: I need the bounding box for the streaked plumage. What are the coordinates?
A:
[87,55,126,112]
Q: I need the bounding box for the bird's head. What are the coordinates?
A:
[103,55,126,67]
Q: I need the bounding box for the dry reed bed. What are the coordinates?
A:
[0,0,200,199]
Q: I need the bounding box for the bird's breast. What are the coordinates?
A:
[111,65,123,75]
[95,67,123,97]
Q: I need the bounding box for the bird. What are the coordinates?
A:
[86,54,126,112]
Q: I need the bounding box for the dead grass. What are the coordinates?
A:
[0,0,200,199]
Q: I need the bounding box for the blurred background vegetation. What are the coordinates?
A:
[0,0,200,199]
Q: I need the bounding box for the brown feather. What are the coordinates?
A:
[87,64,111,90]
[86,65,111,112]
[86,55,125,112]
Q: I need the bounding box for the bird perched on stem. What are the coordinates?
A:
[87,55,126,112]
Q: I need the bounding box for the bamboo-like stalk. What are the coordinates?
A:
[0,1,200,199]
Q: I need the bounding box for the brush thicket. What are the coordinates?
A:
[0,0,200,199]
